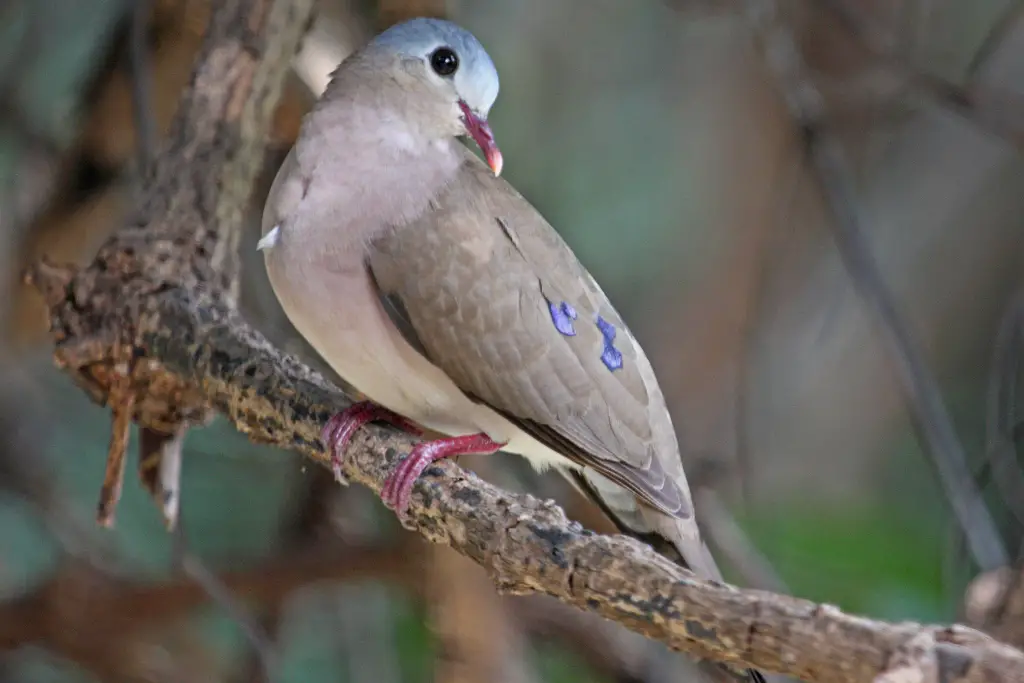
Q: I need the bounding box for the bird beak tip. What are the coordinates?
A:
[489,150,504,177]
[459,101,503,178]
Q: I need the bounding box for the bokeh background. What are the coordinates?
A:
[2,0,1023,681]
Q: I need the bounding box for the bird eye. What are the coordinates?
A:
[430,47,459,76]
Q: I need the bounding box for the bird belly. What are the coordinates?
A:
[266,251,459,419]
[497,429,581,473]
[264,244,576,475]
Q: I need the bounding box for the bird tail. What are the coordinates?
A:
[651,527,767,683]
[700,661,767,683]
[652,515,768,683]
[564,470,768,683]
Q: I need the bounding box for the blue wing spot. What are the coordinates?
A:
[596,315,623,371]
[548,300,578,336]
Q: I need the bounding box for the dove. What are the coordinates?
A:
[260,18,763,683]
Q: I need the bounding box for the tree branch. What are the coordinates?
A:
[23,1,1024,682]
[966,567,1024,651]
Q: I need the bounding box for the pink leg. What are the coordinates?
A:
[381,433,505,516]
[321,402,421,483]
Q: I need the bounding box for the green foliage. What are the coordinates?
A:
[742,503,949,622]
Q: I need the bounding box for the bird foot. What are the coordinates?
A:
[382,433,504,517]
[321,402,422,484]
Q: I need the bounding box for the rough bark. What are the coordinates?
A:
[24,1,1024,682]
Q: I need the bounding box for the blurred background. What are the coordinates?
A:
[1,0,1024,681]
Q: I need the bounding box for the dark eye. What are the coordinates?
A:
[430,47,459,77]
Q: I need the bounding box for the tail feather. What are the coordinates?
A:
[699,655,766,683]
[564,469,767,683]
[653,518,769,683]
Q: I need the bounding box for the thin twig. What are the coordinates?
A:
[97,357,135,527]
[821,0,1024,152]
[173,521,281,683]
[695,488,789,594]
[734,152,805,510]
[984,288,1024,529]
[742,0,1009,573]
[808,129,1007,572]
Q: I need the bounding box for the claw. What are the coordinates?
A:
[321,402,422,484]
[381,433,504,519]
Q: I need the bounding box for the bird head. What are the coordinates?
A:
[363,18,503,175]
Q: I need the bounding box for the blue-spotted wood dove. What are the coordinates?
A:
[259,19,764,683]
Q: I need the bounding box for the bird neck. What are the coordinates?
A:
[289,103,463,257]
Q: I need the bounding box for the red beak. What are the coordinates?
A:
[459,100,503,176]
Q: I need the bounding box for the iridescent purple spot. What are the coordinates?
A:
[548,300,578,336]
[596,315,623,371]
[601,345,623,371]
